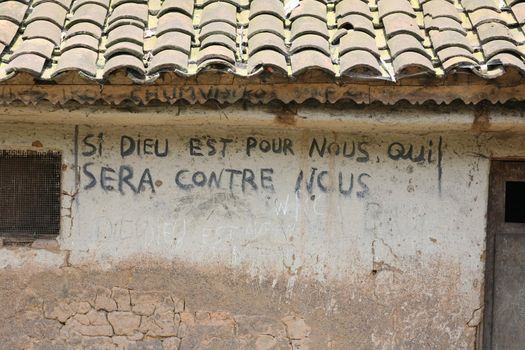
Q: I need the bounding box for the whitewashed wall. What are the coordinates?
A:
[0,104,524,348]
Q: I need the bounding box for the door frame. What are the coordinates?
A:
[483,160,525,349]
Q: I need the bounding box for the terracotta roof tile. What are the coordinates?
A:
[32,0,71,9]
[54,47,98,77]
[63,34,99,52]
[0,1,29,24]
[11,38,56,60]
[107,24,144,47]
[105,41,143,59]
[247,49,287,75]
[200,21,236,40]
[477,22,515,44]
[158,0,194,17]
[0,0,524,84]
[290,16,329,41]
[392,51,435,75]
[462,0,500,13]
[197,45,236,66]
[424,16,465,34]
[291,50,334,75]
[148,49,188,74]
[441,55,477,72]
[436,46,476,63]
[26,3,68,27]
[489,52,525,71]
[152,32,192,55]
[157,12,194,36]
[336,0,373,20]
[65,22,103,40]
[290,34,330,55]
[104,54,145,78]
[0,20,21,46]
[510,3,525,25]
[111,0,139,9]
[388,33,430,59]
[23,20,62,45]
[107,3,148,26]
[248,32,287,55]
[201,2,237,26]
[6,54,47,75]
[336,14,376,37]
[429,30,472,51]
[483,39,524,59]
[249,0,284,19]
[340,50,382,76]
[383,13,424,40]
[68,3,108,28]
[378,0,416,19]
[248,14,285,39]
[339,31,379,57]
[289,0,327,22]
[422,0,460,21]
[72,0,109,11]
[201,34,237,52]
[469,8,503,26]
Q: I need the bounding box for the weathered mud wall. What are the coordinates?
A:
[0,104,524,349]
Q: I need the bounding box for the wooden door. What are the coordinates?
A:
[484,161,525,349]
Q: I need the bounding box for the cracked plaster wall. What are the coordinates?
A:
[0,104,524,349]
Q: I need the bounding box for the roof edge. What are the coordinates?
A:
[1,81,525,106]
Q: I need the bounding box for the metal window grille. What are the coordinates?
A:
[0,150,61,238]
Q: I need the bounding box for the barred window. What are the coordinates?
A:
[0,150,61,240]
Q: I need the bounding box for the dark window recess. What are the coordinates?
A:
[0,150,61,238]
[505,181,525,223]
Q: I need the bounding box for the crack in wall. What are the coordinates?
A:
[37,286,297,349]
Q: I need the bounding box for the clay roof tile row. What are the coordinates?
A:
[1,0,525,84]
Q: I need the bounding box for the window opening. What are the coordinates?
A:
[0,150,61,238]
[505,181,525,223]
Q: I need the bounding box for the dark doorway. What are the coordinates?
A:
[484,161,525,349]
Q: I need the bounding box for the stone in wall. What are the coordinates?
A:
[27,286,298,349]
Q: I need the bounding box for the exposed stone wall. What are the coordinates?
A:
[0,263,476,350]
[39,286,302,350]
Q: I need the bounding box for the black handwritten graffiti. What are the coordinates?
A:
[437,136,443,194]
[294,167,371,198]
[387,139,438,163]
[82,133,104,157]
[308,138,369,162]
[121,135,168,158]
[246,137,294,156]
[77,131,444,198]
[189,137,233,157]
[175,168,275,193]
[387,137,444,194]
[83,163,156,194]
[82,162,96,190]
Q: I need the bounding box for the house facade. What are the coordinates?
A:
[1,0,525,349]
